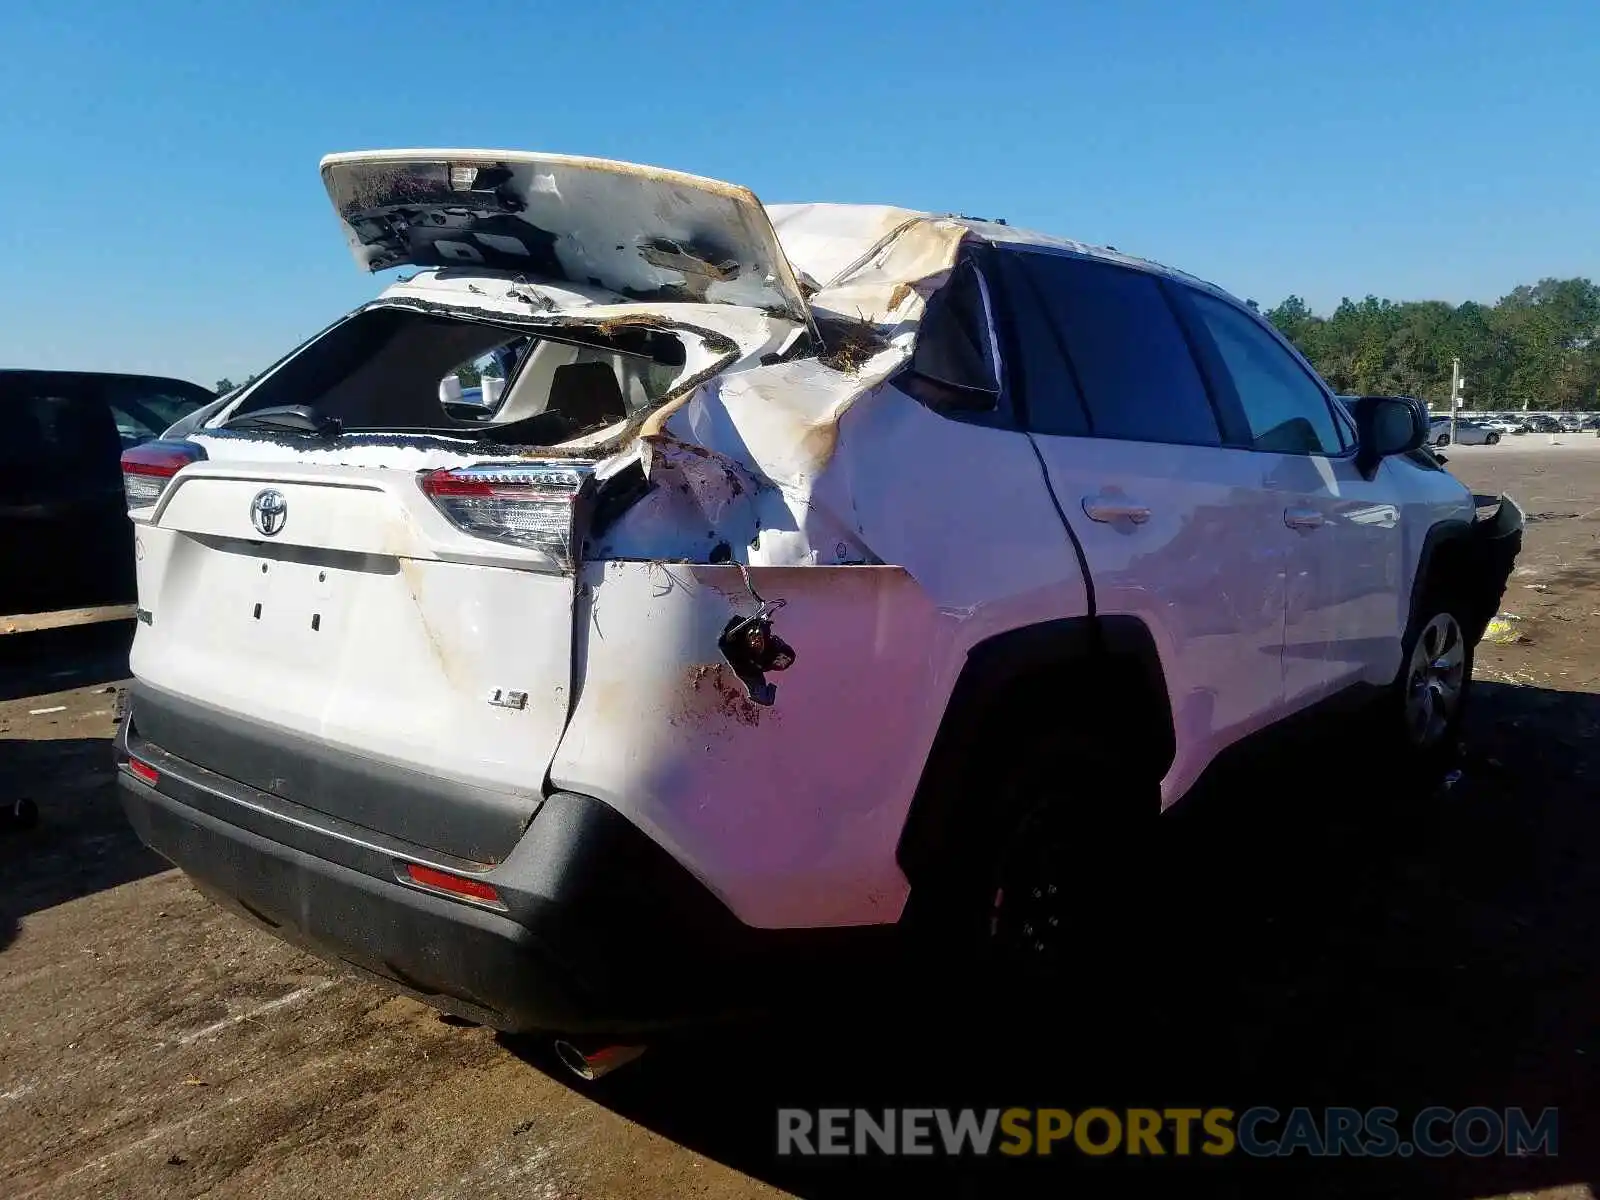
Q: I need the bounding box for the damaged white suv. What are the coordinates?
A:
[117,151,1521,1044]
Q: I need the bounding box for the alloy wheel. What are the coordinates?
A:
[1404,612,1466,747]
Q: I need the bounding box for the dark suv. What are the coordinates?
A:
[1,370,213,615]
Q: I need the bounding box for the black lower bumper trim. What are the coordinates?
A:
[117,719,891,1035]
[120,772,601,1031]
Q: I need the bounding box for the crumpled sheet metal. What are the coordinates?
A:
[669,214,971,483]
[765,203,930,291]
[605,212,973,569]
[806,216,970,328]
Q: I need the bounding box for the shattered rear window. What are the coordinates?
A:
[228,307,687,439]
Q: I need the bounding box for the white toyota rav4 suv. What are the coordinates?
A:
[116,151,1521,1056]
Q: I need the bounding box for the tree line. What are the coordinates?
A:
[209,275,1600,412]
[1260,278,1600,411]
[212,374,259,396]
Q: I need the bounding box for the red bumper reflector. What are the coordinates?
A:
[404,862,501,905]
[127,758,159,786]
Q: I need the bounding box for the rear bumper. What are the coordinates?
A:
[119,769,590,1030]
[116,696,875,1035]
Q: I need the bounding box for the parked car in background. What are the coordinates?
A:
[1525,414,1563,433]
[1428,416,1501,446]
[1479,417,1525,436]
[1,370,213,615]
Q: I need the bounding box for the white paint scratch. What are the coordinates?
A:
[176,979,338,1045]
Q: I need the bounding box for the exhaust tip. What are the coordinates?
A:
[553,1039,646,1082]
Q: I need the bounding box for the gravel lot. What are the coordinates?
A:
[4,439,1600,1199]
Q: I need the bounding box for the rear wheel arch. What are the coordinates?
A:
[894,615,1174,896]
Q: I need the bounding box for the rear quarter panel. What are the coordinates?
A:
[560,379,1094,930]
[550,563,952,929]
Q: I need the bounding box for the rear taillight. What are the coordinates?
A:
[120,439,207,509]
[126,758,159,786]
[420,461,592,567]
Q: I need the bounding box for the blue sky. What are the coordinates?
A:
[2,0,1595,386]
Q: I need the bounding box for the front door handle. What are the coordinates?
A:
[1285,506,1325,530]
[1082,495,1152,525]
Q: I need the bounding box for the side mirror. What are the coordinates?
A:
[439,374,464,406]
[1349,395,1427,479]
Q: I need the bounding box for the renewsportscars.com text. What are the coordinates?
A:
[776,1106,1558,1159]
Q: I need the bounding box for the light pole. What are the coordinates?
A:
[1449,357,1465,444]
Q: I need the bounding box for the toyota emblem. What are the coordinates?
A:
[250,489,288,537]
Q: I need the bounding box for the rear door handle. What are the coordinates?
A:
[1082,495,1152,525]
[1284,507,1324,530]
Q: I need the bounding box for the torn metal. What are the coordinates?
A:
[208,155,1150,588]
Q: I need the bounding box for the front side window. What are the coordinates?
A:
[992,250,1221,446]
[1183,291,1344,455]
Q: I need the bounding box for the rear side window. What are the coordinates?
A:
[993,250,1221,446]
[99,377,212,447]
[899,255,1008,425]
[1181,291,1344,455]
[440,336,536,422]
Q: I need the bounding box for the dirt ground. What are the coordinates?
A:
[4,440,1600,1199]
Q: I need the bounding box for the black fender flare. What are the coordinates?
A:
[1408,504,1523,649]
[1406,518,1474,635]
[894,614,1174,893]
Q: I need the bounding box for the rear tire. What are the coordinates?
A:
[1486,432,1500,445]
[971,737,1149,987]
[1435,433,1451,446]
